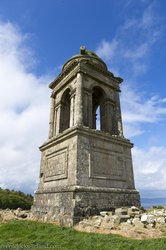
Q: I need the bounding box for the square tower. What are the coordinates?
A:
[32,47,140,226]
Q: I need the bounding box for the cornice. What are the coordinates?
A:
[49,60,79,89]
[52,67,78,96]
[49,58,123,90]
[39,125,133,151]
[83,60,123,84]
[35,185,139,194]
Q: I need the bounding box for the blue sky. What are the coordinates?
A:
[0,0,166,198]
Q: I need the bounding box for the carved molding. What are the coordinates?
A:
[44,147,68,182]
[49,58,123,91]
[89,146,127,181]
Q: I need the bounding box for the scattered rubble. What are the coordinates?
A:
[0,208,31,222]
[75,206,166,239]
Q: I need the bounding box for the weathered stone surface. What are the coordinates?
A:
[14,208,28,218]
[141,214,148,223]
[115,207,128,215]
[94,219,102,228]
[128,206,141,217]
[131,206,140,212]
[103,215,111,223]
[119,215,131,222]
[100,211,108,217]
[141,214,156,228]
[132,218,145,229]
[146,215,156,225]
[32,47,140,225]
[79,220,92,228]
[0,209,31,222]
[75,207,166,239]
[120,222,133,231]
[156,217,166,224]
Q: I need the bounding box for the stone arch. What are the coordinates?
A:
[90,82,109,98]
[58,84,73,100]
[59,88,71,132]
[92,86,106,131]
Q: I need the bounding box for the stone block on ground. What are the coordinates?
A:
[100,211,108,217]
[79,220,92,228]
[132,218,145,229]
[119,215,131,223]
[115,208,128,216]
[156,217,166,224]
[141,214,148,223]
[103,215,111,223]
[120,222,133,231]
[128,208,140,217]
[131,206,140,212]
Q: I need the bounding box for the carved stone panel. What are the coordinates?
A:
[44,147,68,182]
[89,146,126,181]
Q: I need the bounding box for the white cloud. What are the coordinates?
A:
[120,79,166,140]
[133,146,166,190]
[96,1,164,76]
[96,39,118,61]
[122,123,144,138]
[124,43,148,60]
[121,85,166,126]
[0,21,52,193]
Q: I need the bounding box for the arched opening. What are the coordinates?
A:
[59,89,71,132]
[92,87,105,131]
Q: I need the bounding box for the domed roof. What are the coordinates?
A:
[62,46,107,71]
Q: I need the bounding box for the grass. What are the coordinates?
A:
[0,220,166,250]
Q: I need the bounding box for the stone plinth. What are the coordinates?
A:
[32,127,140,226]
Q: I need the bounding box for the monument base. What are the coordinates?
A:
[32,186,140,226]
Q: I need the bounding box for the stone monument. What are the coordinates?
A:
[32,46,140,226]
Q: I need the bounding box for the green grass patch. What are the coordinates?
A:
[0,220,165,250]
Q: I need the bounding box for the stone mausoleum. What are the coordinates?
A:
[32,47,140,226]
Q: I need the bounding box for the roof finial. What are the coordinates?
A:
[80,46,86,54]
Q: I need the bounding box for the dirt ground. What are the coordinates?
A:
[74,223,166,239]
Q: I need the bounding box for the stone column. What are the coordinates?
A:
[73,94,76,125]
[88,91,93,128]
[75,73,83,126]
[83,89,92,127]
[48,96,55,139]
[53,108,56,136]
[104,99,112,133]
[110,102,115,134]
[55,103,61,135]
[115,91,124,137]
